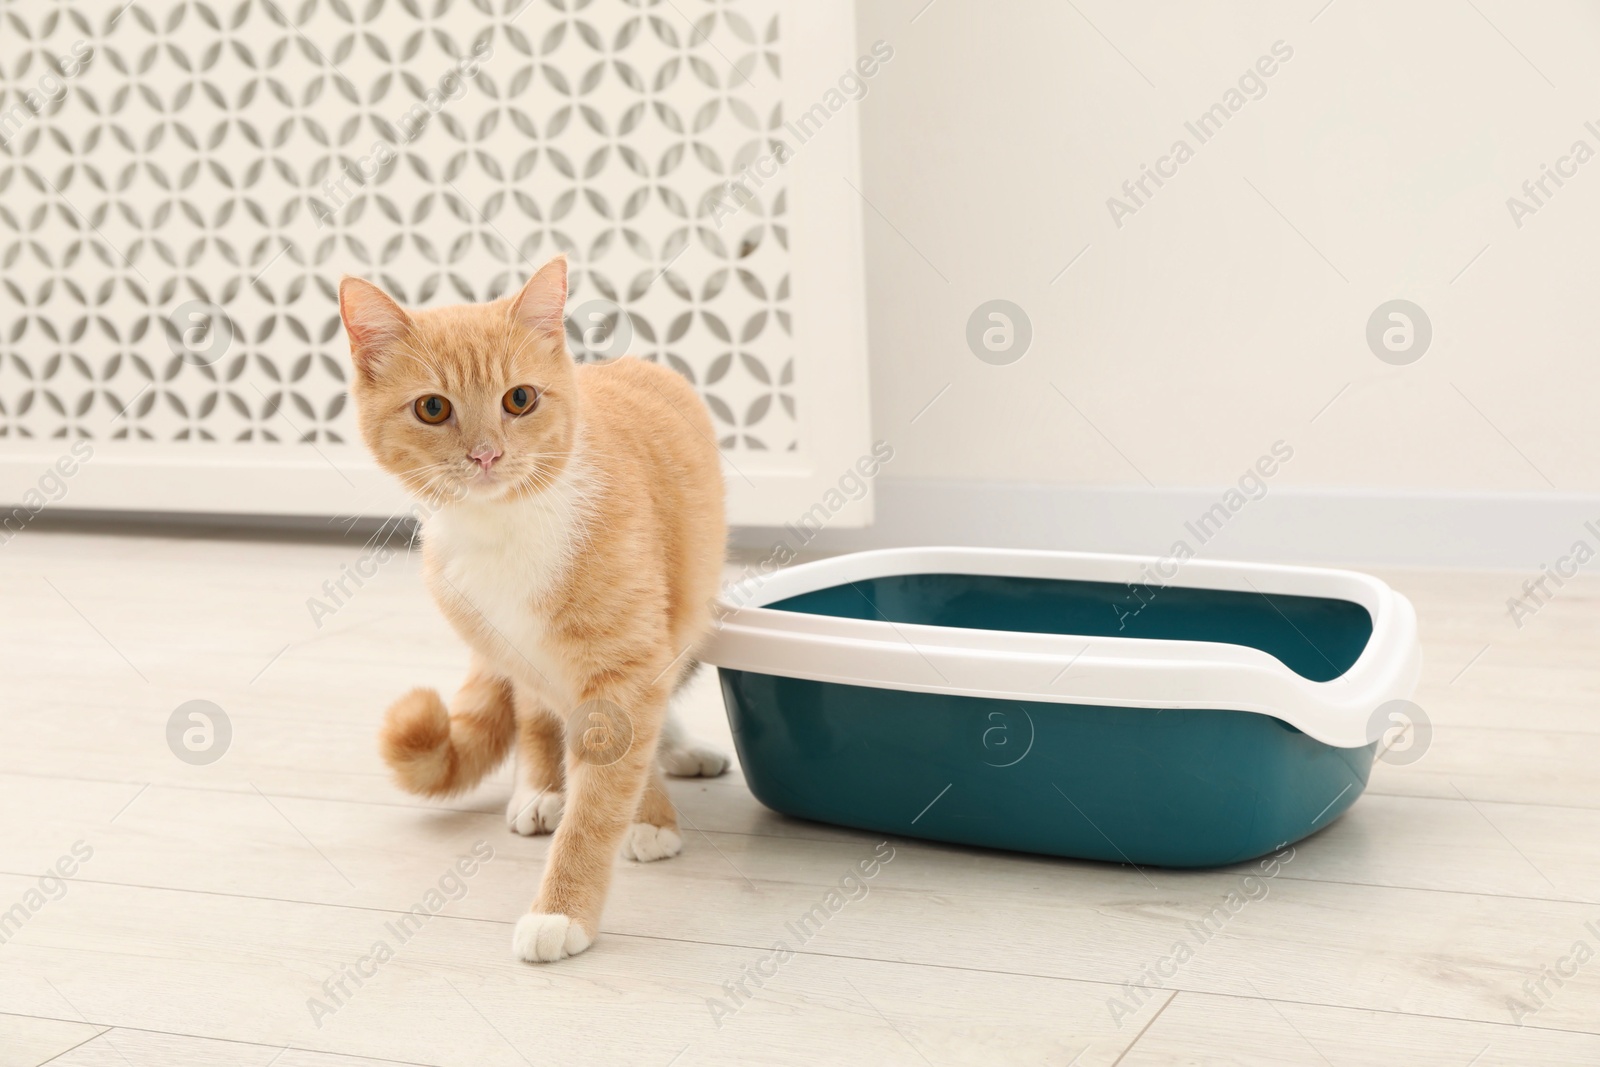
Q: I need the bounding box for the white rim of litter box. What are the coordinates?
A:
[701,547,1420,749]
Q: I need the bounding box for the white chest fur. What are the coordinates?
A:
[421,471,592,708]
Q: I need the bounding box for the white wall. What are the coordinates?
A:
[819,0,1600,564]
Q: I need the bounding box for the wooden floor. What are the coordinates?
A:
[2,525,1598,1066]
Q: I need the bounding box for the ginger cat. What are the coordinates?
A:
[340,255,729,962]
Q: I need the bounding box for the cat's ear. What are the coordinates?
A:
[510,254,568,338]
[339,276,412,379]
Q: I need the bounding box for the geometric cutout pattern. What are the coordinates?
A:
[0,0,793,451]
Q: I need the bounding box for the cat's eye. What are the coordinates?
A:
[502,385,539,416]
[414,394,452,424]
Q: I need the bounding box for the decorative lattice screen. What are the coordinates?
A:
[0,0,807,463]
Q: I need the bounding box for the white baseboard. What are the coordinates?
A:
[22,477,1595,573]
[732,478,1600,571]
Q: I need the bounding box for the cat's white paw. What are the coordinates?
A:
[505,787,564,836]
[512,912,592,963]
[620,823,683,862]
[658,742,729,778]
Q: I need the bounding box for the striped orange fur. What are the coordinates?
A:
[341,256,728,961]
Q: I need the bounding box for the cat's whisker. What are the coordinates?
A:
[407,327,452,373]
[398,467,453,494]
[355,514,402,557]
[393,342,446,383]
[408,468,461,508]
[505,323,550,366]
[414,331,463,386]
[394,462,457,479]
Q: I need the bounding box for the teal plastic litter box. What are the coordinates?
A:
[702,548,1421,868]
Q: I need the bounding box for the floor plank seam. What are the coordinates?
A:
[4,860,1591,918]
[0,1012,444,1067]
[1362,789,1600,811]
[1270,874,1593,907]
[15,765,1597,817]
[32,1025,110,1067]
[1109,989,1178,1066]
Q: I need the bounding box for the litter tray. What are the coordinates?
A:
[701,547,1420,868]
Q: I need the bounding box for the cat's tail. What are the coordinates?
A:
[379,677,514,798]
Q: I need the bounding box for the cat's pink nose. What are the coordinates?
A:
[469,444,501,471]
